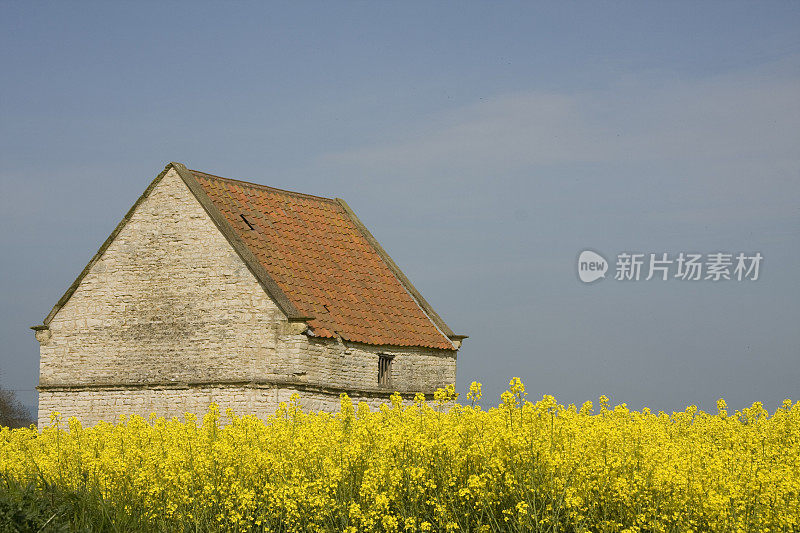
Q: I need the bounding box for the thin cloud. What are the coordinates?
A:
[323,59,799,168]
[320,60,800,222]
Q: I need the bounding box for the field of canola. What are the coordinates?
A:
[0,379,798,532]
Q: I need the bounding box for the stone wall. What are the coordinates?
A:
[36,168,457,426]
[39,168,286,387]
[276,335,457,394]
[38,384,395,427]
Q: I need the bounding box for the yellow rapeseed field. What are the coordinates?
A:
[1,379,798,532]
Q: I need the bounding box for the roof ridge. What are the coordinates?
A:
[189,169,337,203]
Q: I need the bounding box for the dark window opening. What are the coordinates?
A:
[378,354,393,386]
[240,214,255,230]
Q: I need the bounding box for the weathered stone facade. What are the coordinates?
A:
[35,167,459,426]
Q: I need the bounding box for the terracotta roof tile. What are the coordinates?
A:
[191,170,455,350]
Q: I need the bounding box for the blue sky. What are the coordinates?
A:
[1,2,799,415]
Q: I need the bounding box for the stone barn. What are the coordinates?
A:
[32,162,465,426]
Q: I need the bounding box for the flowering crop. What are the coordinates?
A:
[0,379,798,532]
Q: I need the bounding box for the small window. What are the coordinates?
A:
[378,354,394,386]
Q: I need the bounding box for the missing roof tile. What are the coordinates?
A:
[240,214,255,230]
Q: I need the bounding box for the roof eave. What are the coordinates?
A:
[334,198,466,347]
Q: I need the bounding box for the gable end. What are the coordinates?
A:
[34,162,310,329]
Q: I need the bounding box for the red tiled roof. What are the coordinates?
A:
[191,170,456,350]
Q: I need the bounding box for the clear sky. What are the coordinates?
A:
[1,2,798,415]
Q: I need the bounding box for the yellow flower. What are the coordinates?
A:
[0,379,796,532]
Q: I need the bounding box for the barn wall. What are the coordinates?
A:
[277,336,457,394]
[38,385,394,427]
[38,168,286,387]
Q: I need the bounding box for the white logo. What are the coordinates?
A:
[578,250,608,283]
[578,250,763,283]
